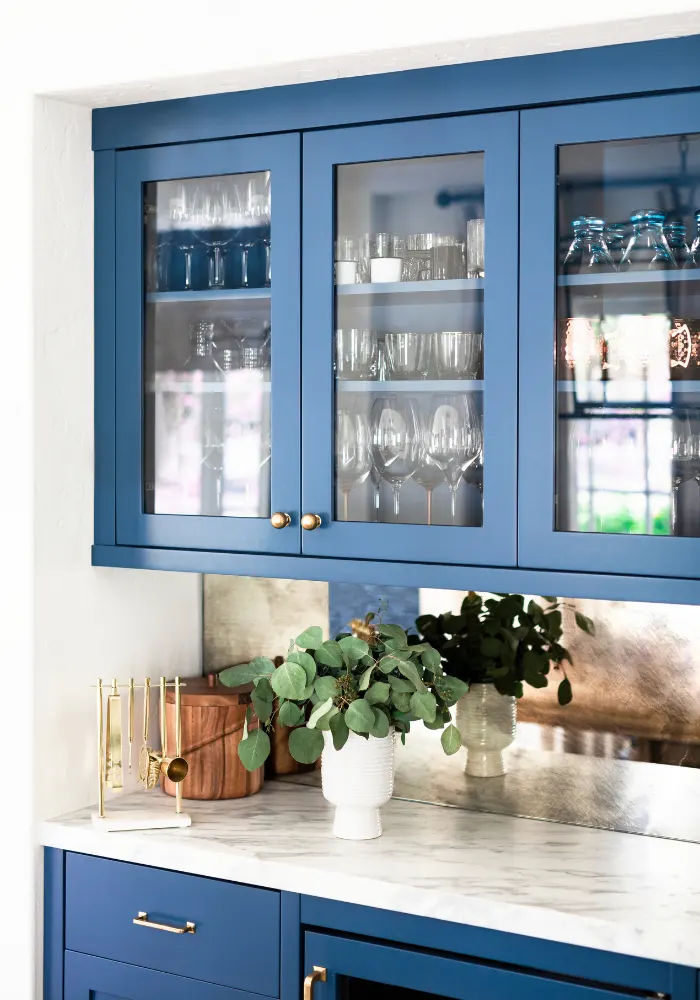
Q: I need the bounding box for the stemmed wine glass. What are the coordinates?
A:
[413,404,445,525]
[193,182,237,289]
[170,182,198,291]
[370,395,421,521]
[336,406,372,521]
[240,173,271,288]
[425,393,482,523]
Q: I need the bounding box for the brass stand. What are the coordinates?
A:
[92,677,191,832]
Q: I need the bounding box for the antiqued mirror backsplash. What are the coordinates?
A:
[204,576,700,843]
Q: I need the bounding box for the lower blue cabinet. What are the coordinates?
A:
[65,950,256,999]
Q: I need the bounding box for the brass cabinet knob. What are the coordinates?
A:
[300,513,322,531]
[270,512,291,529]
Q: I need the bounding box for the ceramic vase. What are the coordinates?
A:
[321,729,395,840]
[455,683,516,777]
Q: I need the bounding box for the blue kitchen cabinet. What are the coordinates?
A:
[92,35,700,602]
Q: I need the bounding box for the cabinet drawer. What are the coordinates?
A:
[65,853,280,995]
[65,949,262,1000]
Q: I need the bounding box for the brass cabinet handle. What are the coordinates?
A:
[301,513,322,531]
[304,966,327,1000]
[270,512,292,529]
[133,911,196,935]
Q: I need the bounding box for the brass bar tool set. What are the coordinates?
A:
[92,677,191,832]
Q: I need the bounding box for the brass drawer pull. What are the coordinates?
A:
[133,911,196,935]
[304,966,327,1000]
[301,513,322,531]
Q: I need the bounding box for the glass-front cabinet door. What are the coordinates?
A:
[302,114,518,565]
[114,134,300,552]
[520,93,700,578]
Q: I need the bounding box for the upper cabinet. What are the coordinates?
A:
[520,93,700,580]
[113,134,301,554]
[301,114,518,566]
[92,41,700,599]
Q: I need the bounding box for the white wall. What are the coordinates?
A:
[3,2,700,996]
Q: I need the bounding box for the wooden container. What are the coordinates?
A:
[163,676,264,800]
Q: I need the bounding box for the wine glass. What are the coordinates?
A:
[425,393,482,523]
[370,395,421,521]
[336,406,372,521]
[193,182,235,289]
[240,173,271,288]
[413,405,445,525]
[170,182,198,291]
[672,410,700,534]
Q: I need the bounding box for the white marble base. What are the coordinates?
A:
[91,810,191,832]
[39,783,700,969]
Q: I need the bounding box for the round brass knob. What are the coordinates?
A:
[270,512,291,529]
[300,513,322,531]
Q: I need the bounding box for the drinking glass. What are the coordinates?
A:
[335,329,378,380]
[425,393,482,523]
[619,210,677,271]
[664,221,692,268]
[435,332,483,379]
[403,234,435,282]
[384,333,431,380]
[603,224,627,268]
[690,210,700,267]
[238,320,271,370]
[562,217,615,275]
[466,219,485,278]
[672,410,700,534]
[370,395,421,520]
[335,237,358,285]
[370,233,405,283]
[433,236,463,280]
[336,407,373,521]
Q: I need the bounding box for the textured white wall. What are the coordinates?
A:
[2,2,700,996]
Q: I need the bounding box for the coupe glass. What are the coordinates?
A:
[336,407,373,521]
[370,395,421,520]
[435,331,482,379]
[619,210,677,271]
[384,333,431,380]
[425,393,482,523]
[562,217,615,275]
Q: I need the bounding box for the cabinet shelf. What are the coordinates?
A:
[337,379,484,393]
[337,277,483,298]
[558,270,700,288]
[147,288,271,304]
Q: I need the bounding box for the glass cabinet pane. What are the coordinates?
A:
[556,133,700,537]
[334,153,484,527]
[143,173,271,518]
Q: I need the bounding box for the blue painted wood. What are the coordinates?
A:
[670,966,698,1000]
[92,543,700,605]
[337,277,483,297]
[114,132,301,554]
[64,951,257,1000]
[94,150,116,546]
[65,853,280,995]
[280,893,301,1000]
[300,897,671,993]
[519,91,700,580]
[304,931,656,1000]
[146,287,271,303]
[302,113,518,567]
[92,35,700,151]
[559,270,700,288]
[44,848,65,1000]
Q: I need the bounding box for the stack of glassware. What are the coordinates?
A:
[335,330,483,380]
[562,209,700,274]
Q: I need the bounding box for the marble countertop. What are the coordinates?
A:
[39,780,700,969]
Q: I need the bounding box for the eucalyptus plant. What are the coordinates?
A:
[416,593,596,705]
[219,615,469,771]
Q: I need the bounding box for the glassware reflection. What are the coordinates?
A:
[370,395,421,520]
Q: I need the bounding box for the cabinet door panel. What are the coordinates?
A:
[64,951,254,1000]
[304,931,645,1000]
[302,113,518,566]
[520,92,700,578]
[114,133,301,553]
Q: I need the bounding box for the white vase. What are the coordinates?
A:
[456,683,516,777]
[321,729,395,840]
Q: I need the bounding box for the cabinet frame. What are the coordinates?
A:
[519,91,700,579]
[113,132,302,554]
[302,112,519,566]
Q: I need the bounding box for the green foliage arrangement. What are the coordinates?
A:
[218,614,469,771]
[416,593,596,705]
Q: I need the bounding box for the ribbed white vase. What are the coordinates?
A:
[321,729,395,840]
[456,683,516,777]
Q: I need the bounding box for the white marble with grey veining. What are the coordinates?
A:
[39,781,700,968]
